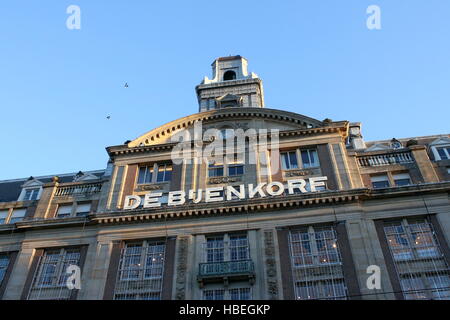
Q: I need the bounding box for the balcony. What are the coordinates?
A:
[357,151,414,167]
[197,259,255,286]
[54,182,103,197]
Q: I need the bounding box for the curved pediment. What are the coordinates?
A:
[127,108,325,147]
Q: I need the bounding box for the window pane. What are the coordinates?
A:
[9,209,26,223]
[156,164,172,182]
[28,248,81,300]
[114,241,166,300]
[289,227,347,300]
[0,254,10,284]
[289,152,299,169]
[76,203,91,217]
[57,205,72,218]
[437,147,449,160]
[138,166,153,184]
[0,210,8,225]
[372,180,390,188]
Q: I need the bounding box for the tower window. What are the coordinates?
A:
[223,70,236,81]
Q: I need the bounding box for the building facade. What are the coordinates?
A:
[1,56,450,300]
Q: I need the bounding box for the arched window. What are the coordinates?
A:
[223,70,236,81]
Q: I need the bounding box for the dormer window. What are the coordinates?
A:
[18,178,43,201]
[390,139,402,149]
[23,188,40,201]
[436,146,450,160]
[429,137,450,161]
[223,70,236,81]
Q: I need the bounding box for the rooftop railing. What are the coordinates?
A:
[54,182,102,197]
[357,151,414,167]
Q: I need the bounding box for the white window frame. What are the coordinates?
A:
[281,148,320,171]
[27,247,81,300]
[18,186,42,201]
[113,240,166,300]
[207,154,244,178]
[383,218,450,300]
[289,226,347,300]
[203,233,250,263]
[433,145,450,161]
[137,163,172,184]
[203,286,252,300]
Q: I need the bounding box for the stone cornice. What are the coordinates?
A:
[3,182,448,232]
[106,122,349,158]
[123,107,336,149]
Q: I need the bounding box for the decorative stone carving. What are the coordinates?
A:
[235,122,250,130]
[264,230,279,300]
[284,169,314,177]
[175,236,189,300]
[135,184,163,191]
[208,176,242,184]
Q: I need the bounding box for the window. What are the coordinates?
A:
[0,254,10,285]
[138,163,172,184]
[23,188,40,201]
[229,235,249,261]
[208,162,224,177]
[289,226,347,300]
[56,204,72,218]
[436,146,450,160]
[301,149,320,168]
[206,236,225,263]
[205,234,249,263]
[371,174,390,188]
[227,156,244,176]
[393,173,412,187]
[203,287,252,300]
[138,166,153,184]
[383,218,450,300]
[27,248,81,300]
[75,203,91,217]
[281,149,320,170]
[229,287,251,300]
[0,210,8,224]
[281,151,299,170]
[208,155,244,178]
[156,164,172,182]
[203,289,225,300]
[114,240,166,300]
[223,70,236,81]
[9,209,26,224]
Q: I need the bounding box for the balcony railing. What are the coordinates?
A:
[55,182,103,197]
[198,259,254,277]
[357,151,414,167]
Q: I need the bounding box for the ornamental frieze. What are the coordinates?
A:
[208,176,242,184]
[284,168,320,178]
[135,184,164,191]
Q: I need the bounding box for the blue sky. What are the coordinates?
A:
[0,0,449,180]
